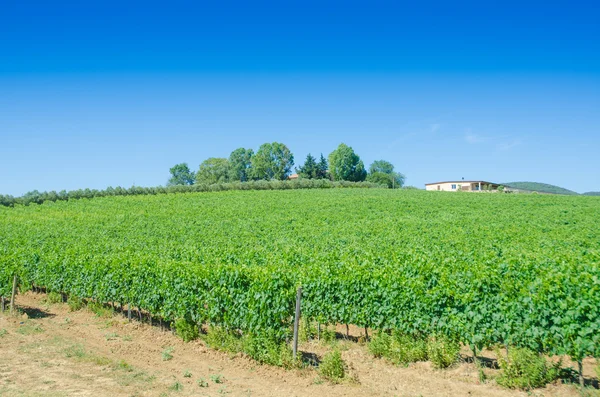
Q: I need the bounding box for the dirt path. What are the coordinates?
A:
[0,293,591,397]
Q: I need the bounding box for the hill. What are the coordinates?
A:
[582,191,600,196]
[502,181,579,195]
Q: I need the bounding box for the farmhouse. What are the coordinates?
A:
[425,180,501,192]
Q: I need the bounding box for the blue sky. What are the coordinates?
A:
[1,0,599,195]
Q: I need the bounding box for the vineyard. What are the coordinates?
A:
[1,189,599,372]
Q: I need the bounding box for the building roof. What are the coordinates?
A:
[424,180,499,186]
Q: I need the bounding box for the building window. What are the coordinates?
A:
[451,184,456,189]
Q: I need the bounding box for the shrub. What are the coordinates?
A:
[87,301,113,318]
[67,296,84,311]
[496,347,560,390]
[242,334,296,368]
[203,326,297,368]
[319,350,345,383]
[368,331,428,365]
[47,291,63,304]
[173,318,199,342]
[427,336,460,369]
[368,331,391,358]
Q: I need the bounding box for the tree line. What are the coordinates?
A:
[0,142,405,208]
[169,142,405,189]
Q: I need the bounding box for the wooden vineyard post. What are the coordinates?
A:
[292,286,302,361]
[10,275,18,315]
[1,296,5,312]
[127,303,132,322]
[578,360,584,388]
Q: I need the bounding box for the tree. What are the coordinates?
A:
[369,160,394,175]
[367,160,405,188]
[316,154,329,179]
[195,158,230,184]
[228,148,254,182]
[250,142,294,180]
[168,163,195,186]
[296,154,318,179]
[328,143,367,182]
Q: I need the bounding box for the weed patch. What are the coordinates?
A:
[369,331,427,365]
[319,350,346,383]
[87,302,113,318]
[173,318,199,342]
[17,321,44,335]
[496,347,560,390]
[203,326,298,368]
[427,336,460,369]
[46,292,63,304]
[161,347,174,361]
[67,296,84,311]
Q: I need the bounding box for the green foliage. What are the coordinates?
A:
[203,326,297,368]
[183,370,192,378]
[173,318,199,342]
[297,154,319,179]
[87,302,113,318]
[197,378,209,387]
[250,142,294,180]
[67,296,84,311]
[427,336,460,369]
[46,291,63,304]
[1,189,599,366]
[210,374,223,384]
[328,143,366,182]
[368,332,428,365]
[316,154,329,179]
[228,148,254,182]
[368,160,395,174]
[196,158,231,185]
[0,179,382,207]
[367,160,405,188]
[168,163,195,186]
[0,329,7,337]
[366,172,405,189]
[503,181,579,195]
[319,350,346,382]
[161,347,174,361]
[169,381,184,391]
[496,347,561,390]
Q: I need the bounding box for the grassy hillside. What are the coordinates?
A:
[503,181,579,195]
[583,191,600,196]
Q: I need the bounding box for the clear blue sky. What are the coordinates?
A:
[1,0,599,195]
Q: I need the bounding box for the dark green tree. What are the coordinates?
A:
[195,158,231,184]
[250,142,294,180]
[316,153,329,179]
[167,163,196,186]
[328,143,367,182]
[228,148,254,182]
[296,153,318,179]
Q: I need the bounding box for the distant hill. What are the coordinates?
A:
[502,182,579,195]
[582,191,600,196]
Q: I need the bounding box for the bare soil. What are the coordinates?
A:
[0,292,596,397]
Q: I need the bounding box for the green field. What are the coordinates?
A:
[1,189,599,363]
